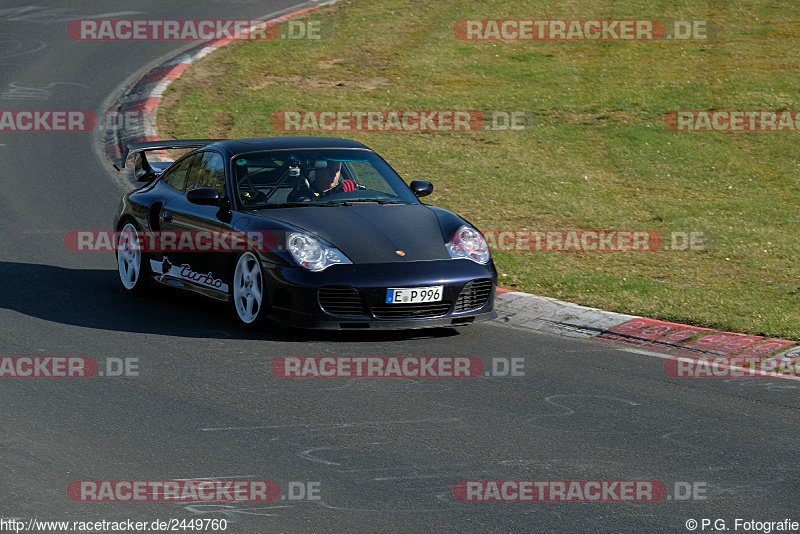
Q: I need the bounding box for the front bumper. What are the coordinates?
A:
[261,258,497,330]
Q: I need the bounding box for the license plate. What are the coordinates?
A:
[386,285,443,304]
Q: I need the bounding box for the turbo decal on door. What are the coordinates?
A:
[150,256,228,292]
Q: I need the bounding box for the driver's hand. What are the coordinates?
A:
[340,179,358,192]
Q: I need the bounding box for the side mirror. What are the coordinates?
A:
[133,152,158,183]
[186,187,221,205]
[410,180,433,198]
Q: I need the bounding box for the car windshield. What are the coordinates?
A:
[231,148,420,209]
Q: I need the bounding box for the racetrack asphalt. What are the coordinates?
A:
[0,1,798,532]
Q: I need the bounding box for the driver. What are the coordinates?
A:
[312,162,357,197]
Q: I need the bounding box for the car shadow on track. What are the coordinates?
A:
[0,261,460,342]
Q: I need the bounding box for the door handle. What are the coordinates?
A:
[162,211,173,223]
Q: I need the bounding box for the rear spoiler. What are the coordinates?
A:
[123,139,222,182]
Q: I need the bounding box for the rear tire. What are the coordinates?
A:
[232,252,269,328]
[116,222,151,295]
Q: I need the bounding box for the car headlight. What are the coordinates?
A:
[446,225,491,264]
[287,232,352,272]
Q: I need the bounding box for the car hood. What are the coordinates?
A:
[263,203,451,263]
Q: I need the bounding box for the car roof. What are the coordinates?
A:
[206,136,372,155]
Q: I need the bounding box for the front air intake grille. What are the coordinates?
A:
[318,286,367,317]
[454,279,493,313]
[371,301,453,319]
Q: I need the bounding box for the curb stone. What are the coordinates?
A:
[495,290,798,365]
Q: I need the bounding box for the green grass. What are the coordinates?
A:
[158,0,800,339]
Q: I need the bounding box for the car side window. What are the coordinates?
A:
[186,151,226,197]
[160,155,198,192]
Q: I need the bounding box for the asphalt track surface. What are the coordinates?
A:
[0,1,798,532]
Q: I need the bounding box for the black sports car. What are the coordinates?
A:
[113,137,497,329]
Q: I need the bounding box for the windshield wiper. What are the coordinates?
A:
[326,199,408,206]
[250,199,408,209]
[251,202,335,209]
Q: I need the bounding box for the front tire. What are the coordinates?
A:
[232,252,269,328]
[116,222,150,295]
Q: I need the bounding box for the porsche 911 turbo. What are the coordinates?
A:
[113,136,497,329]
